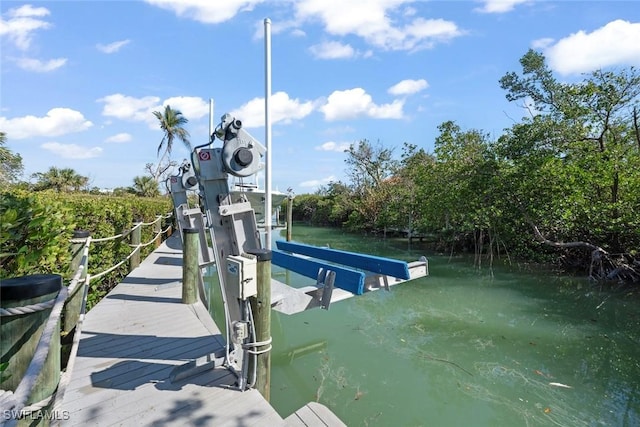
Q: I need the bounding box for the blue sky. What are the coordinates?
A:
[1,1,639,192]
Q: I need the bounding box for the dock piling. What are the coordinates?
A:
[247,248,272,401]
[286,196,293,242]
[0,275,62,419]
[63,230,90,335]
[129,221,142,271]
[182,228,199,304]
[153,215,162,248]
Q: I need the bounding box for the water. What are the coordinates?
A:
[268,226,640,426]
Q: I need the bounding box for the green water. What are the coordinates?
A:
[268,226,640,426]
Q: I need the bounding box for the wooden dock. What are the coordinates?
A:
[59,234,345,426]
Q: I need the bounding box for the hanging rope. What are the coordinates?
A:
[89,245,139,281]
[139,216,163,226]
[0,390,17,409]
[0,300,55,317]
[0,213,173,421]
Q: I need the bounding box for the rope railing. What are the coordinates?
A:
[0,212,173,424]
[132,224,174,250]
[139,216,164,227]
[86,233,126,243]
[67,243,90,296]
[0,300,55,317]
[89,244,139,281]
[90,222,173,281]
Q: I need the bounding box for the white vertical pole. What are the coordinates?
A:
[209,98,215,145]
[264,18,272,249]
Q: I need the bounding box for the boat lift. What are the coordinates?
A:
[167,113,428,389]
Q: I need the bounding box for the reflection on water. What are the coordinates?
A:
[269,226,640,426]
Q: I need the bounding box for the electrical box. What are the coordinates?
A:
[226,254,257,300]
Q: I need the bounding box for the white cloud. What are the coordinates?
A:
[7,4,50,18]
[322,125,356,136]
[0,4,51,50]
[12,57,67,72]
[252,18,300,40]
[105,133,132,143]
[41,142,103,159]
[475,0,531,14]
[403,6,417,17]
[531,37,554,50]
[291,28,306,37]
[162,96,209,120]
[543,20,640,75]
[96,39,130,54]
[176,1,464,51]
[321,88,404,121]
[230,91,316,128]
[98,94,209,127]
[388,79,429,96]
[300,175,337,188]
[309,41,355,59]
[315,141,351,152]
[0,108,93,139]
[143,0,264,24]
[98,93,161,123]
[294,0,464,51]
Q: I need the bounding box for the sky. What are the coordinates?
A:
[1,1,639,193]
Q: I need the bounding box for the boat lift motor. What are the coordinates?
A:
[167,161,213,267]
[191,113,266,390]
[168,160,197,210]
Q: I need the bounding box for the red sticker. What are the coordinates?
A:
[199,151,211,161]
[171,177,177,183]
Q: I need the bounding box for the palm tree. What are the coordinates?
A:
[60,167,88,191]
[132,175,160,197]
[152,105,190,180]
[31,167,88,192]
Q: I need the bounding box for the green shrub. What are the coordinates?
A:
[0,190,173,309]
[0,191,74,278]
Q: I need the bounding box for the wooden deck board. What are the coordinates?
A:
[59,234,284,426]
[59,233,344,426]
[284,402,347,427]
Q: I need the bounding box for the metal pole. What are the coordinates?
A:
[209,98,215,144]
[264,17,272,249]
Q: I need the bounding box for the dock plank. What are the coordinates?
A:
[285,402,347,427]
[59,234,283,426]
[59,233,345,426]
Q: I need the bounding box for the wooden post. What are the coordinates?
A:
[154,215,162,248]
[182,228,199,304]
[0,275,62,410]
[129,222,142,272]
[63,230,90,335]
[247,248,272,401]
[286,196,293,242]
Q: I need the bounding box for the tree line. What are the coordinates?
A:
[2,50,638,281]
[293,50,640,282]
